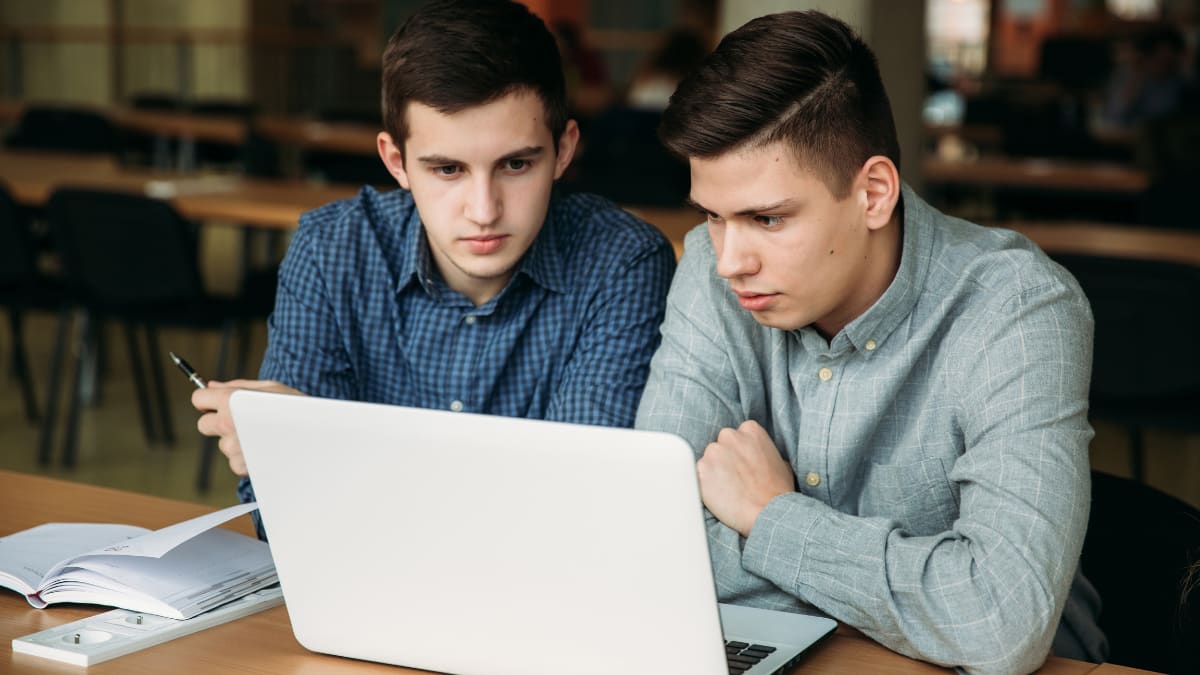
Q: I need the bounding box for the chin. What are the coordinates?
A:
[749,310,806,332]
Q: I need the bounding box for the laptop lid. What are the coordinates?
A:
[231,391,833,675]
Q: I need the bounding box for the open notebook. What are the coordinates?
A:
[231,392,836,675]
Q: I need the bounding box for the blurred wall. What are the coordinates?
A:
[0,0,249,105]
[719,0,926,190]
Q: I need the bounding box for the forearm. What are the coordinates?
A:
[739,478,1080,672]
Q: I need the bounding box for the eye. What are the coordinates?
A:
[700,210,721,224]
[504,158,530,171]
[753,215,783,228]
[433,165,459,177]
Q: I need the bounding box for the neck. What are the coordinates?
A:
[814,213,903,341]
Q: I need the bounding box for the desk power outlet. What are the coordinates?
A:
[11,585,284,666]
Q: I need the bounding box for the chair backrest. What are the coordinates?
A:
[1051,253,1200,401]
[5,106,121,156]
[129,92,183,111]
[1140,173,1200,230]
[0,183,35,289]
[1081,470,1200,673]
[47,188,203,309]
[567,105,688,207]
[1138,111,1200,176]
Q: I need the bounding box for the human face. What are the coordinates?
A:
[378,90,578,305]
[688,142,900,338]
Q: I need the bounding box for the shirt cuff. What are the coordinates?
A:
[237,476,269,542]
[741,492,822,595]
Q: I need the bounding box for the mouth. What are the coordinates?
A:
[734,289,778,311]
[461,234,509,255]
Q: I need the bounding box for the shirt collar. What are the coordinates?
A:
[394,194,568,297]
[818,183,933,356]
[511,199,567,294]
[395,201,429,295]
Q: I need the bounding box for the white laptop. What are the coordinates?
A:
[230,391,836,675]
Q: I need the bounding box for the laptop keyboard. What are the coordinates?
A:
[725,640,777,673]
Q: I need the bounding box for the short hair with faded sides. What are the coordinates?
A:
[659,10,900,199]
[380,0,567,158]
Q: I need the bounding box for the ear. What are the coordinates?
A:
[552,119,581,180]
[377,131,410,190]
[859,155,900,231]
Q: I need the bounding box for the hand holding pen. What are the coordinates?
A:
[173,351,305,477]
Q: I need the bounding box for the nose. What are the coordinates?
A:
[713,223,759,279]
[465,174,501,226]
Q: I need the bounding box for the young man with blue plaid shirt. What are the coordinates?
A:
[192,0,675,532]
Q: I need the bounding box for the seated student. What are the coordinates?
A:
[193,0,676,537]
[634,11,1105,673]
[1104,25,1190,129]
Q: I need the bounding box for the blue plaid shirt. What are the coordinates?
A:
[238,186,676,530]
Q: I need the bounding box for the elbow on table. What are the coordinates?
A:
[931,617,1056,675]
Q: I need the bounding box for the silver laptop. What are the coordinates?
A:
[231,391,836,675]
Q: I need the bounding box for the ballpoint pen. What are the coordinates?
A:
[169,351,207,389]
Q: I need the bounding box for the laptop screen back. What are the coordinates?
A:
[231,391,731,675]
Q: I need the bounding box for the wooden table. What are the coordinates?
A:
[0,470,1116,674]
[256,115,379,155]
[0,150,360,229]
[1002,221,1200,267]
[923,156,1150,194]
[0,101,380,155]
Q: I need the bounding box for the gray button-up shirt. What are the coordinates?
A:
[636,187,1106,674]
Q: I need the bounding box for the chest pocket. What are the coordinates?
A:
[858,457,958,535]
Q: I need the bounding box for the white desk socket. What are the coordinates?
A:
[11,585,284,666]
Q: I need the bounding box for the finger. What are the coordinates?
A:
[192,385,233,411]
[197,411,219,437]
[738,419,765,435]
[716,426,740,444]
[205,378,261,389]
[218,435,243,461]
[227,456,248,477]
[240,379,285,390]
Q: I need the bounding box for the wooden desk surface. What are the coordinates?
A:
[112,108,248,145]
[256,115,379,155]
[0,101,380,154]
[1002,221,1200,267]
[0,470,1105,674]
[922,156,1149,194]
[0,150,361,229]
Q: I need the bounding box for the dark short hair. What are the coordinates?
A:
[381,0,568,155]
[659,10,899,198]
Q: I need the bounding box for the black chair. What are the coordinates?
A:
[565,105,689,208]
[298,108,390,186]
[4,106,122,156]
[1081,470,1200,673]
[43,189,271,479]
[123,92,184,167]
[186,99,261,169]
[0,183,65,423]
[1140,173,1200,230]
[1050,254,1200,481]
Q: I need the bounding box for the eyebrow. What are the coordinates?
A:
[416,145,545,165]
[686,197,798,217]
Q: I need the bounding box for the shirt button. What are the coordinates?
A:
[464,315,476,325]
[865,339,877,351]
[449,400,464,412]
[818,367,832,382]
[805,472,821,487]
